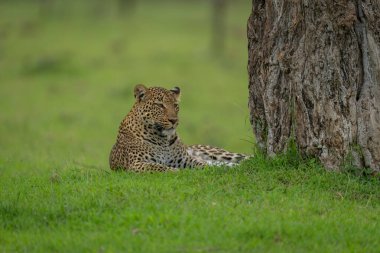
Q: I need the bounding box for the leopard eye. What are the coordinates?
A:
[154,102,165,109]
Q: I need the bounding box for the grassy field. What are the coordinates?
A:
[1,1,380,252]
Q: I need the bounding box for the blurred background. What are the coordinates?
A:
[0,0,253,173]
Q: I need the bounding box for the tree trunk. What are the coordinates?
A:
[247,0,380,172]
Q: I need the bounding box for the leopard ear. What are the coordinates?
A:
[170,86,181,102]
[134,84,147,102]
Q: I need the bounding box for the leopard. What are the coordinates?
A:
[109,84,250,172]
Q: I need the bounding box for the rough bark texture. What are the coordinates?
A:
[247,0,380,171]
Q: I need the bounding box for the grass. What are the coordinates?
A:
[1,1,380,252]
[1,155,379,252]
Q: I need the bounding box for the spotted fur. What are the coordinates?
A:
[109,84,249,172]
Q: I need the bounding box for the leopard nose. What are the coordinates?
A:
[169,118,178,124]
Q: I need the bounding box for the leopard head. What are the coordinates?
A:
[133,84,181,137]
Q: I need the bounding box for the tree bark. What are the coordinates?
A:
[247,0,380,171]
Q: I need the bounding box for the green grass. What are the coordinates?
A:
[1,155,379,252]
[1,1,380,252]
